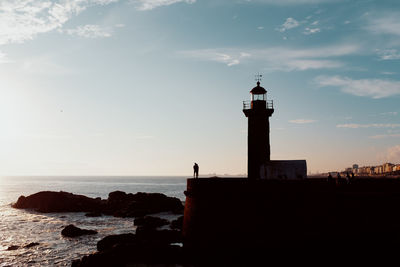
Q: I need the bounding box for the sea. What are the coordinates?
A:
[0,176,188,266]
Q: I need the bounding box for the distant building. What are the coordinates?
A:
[383,163,394,173]
[352,164,359,169]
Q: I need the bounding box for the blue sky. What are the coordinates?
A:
[1,0,400,176]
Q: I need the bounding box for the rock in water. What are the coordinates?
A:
[84,211,102,217]
[134,216,169,228]
[61,224,97,237]
[170,216,184,230]
[12,190,183,217]
[104,191,184,217]
[97,233,136,252]
[24,242,39,248]
[12,191,104,213]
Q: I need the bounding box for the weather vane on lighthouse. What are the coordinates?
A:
[255,73,263,83]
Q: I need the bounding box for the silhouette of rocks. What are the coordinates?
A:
[170,216,183,230]
[12,191,183,218]
[84,211,102,217]
[72,228,185,267]
[135,227,182,244]
[134,216,169,228]
[61,225,97,237]
[103,191,184,217]
[72,242,184,267]
[24,242,39,248]
[7,245,19,250]
[96,233,136,252]
[12,191,104,213]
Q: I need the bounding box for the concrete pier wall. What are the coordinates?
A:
[183,177,400,255]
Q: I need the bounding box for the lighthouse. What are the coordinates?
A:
[243,80,274,179]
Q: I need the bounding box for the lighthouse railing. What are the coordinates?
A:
[243,100,273,110]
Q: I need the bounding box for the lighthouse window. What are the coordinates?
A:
[253,94,265,101]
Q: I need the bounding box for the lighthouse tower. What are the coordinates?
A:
[243,79,274,179]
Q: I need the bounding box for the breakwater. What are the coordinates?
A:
[183,177,400,261]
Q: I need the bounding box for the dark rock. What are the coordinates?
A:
[12,190,183,218]
[61,224,97,237]
[24,242,39,248]
[134,216,169,228]
[104,191,184,218]
[7,245,19,250]
[97,233,136,252]
[73,238,185,267]
[170,216,184,230]
[135,227,182,244]
[12,191,104,213]
[85,211,102,217]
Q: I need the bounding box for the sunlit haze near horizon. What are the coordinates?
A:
[1,0,400,176]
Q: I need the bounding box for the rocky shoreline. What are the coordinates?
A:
[12,190,187,266]
[13,190,184,217]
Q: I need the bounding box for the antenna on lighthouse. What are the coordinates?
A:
[255,73,263,84]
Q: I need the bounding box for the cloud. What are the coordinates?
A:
[303,27,320,35]
[315,76,400,99]
[247,0,341,5]
[369,134,400,139]
[131,0,195,11]
[381,71,396,75]
[0,0,119,45]
[337,124,400,129]
[65,24,112,38]
[0,51,9,63]
[289,119,317,124]
[381,112,398,116]
[366,13,400,36]
[376,49,400,60]
[180,44,359,71]
[277,18,299,32]
[385,145,400,162]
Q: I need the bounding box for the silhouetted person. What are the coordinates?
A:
[337,173,342,184]
[328,173,333,183]
[346,172,351,184]
[351,172,355,179]
[193,163,199,178]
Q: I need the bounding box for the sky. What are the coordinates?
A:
[1,0,400,176]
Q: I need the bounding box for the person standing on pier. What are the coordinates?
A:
[193,163,199,178]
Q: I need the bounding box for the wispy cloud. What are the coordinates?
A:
[0,0,119,45]
[385,145,400,162]
[247,0,341,5]
[277,18,299,32]
[0,51,9,63]
[337,124,400,129]
[315,75,400,99]
[65,24,112,38]
[369,134,400,139]
[381,111,398,116]
[366,13,400,36]
[376,49,400,60]
[131,0,195,11]
[303,27,320,35]
[381,71,396,75]
[180,44,359,71]
[289,119,317,124]
[277,17,322,35]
